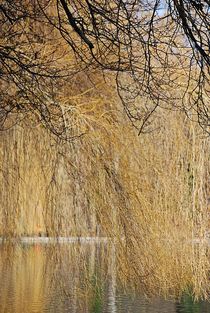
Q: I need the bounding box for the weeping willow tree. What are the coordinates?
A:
[0,69,210,298]
[0,0,210,300]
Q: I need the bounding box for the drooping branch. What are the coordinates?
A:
[59,0,94,49]
[0,0,209,136]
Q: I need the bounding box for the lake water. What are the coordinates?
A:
[0,241,210,313]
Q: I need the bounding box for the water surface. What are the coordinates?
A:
[0,242,209,313]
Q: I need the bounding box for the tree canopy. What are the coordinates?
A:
[0,0,209,136]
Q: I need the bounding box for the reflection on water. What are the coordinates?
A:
[0,242,209,313]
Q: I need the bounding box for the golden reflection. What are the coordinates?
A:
[0,240,209,313]
[0,244,47,313]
